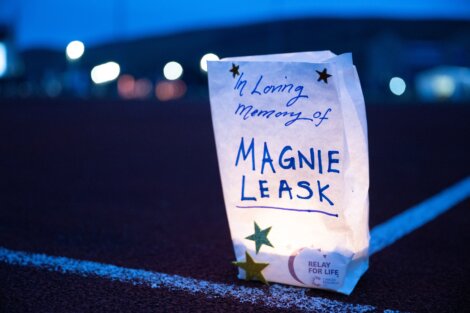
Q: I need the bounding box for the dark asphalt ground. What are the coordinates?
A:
[0,99,469,312]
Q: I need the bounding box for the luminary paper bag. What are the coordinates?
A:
[207,51,369,295]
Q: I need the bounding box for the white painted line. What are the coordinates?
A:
[370,176,470,255]
[1,177,468,312]
[0,246,375,312]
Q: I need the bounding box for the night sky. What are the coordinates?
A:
[1,0,470,50]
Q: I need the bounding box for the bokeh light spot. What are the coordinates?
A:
[163,61,183,80]
[431,75,455,98]
[91,61,120,84]
[66,40,85,60]
[0,42,7,77]
[200,53,219,72]
[117,74,135,99]
[389,77,406,96]
[155,80,187,101]
[134,78,153,99]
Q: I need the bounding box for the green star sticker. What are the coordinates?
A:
[245,222,274,254]
[233,251,269,284]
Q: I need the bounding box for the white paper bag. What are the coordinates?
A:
[207,51,369,295]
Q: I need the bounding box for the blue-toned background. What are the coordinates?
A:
[0,0,469,102]
[1,0,470,49]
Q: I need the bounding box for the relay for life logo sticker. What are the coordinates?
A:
[288,247,353,289]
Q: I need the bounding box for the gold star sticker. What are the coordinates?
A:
[245,222,273,254]
[233,251,269,284]
[316,68,332,84]
[229,63,240,78]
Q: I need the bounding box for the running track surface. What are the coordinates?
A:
[0,99,469,312]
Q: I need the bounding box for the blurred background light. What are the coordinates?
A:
[415,66,470,102]
[0,42,7,77]
[431,75,455,98]
[117,74,135,99]
[163,61,183,80]
[134,78,153,99]
[65,40,85,60]
[155,80,187,101]
[91,61,120,84]
[0,1,469,102]
[200,53,220,72]
[117,75,153,99]
[389,77,406,96]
